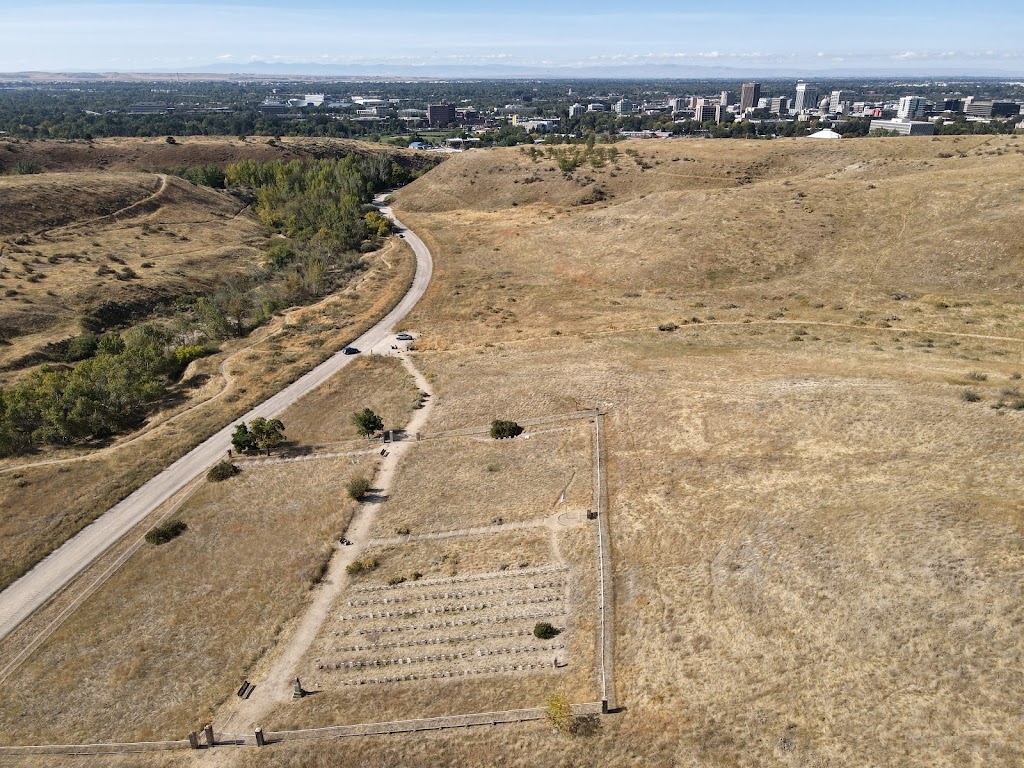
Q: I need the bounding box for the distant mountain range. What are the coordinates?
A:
[3,61,1022,82]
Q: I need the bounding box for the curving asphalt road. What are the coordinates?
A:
[0,196,432,641]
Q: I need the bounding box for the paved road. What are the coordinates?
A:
[0,196,432,641]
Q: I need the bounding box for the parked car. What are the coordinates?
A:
[396,333,414,341]
[343,347,360,355]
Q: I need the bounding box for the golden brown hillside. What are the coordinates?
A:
[299,134,1024,767]
[396,136,1024,353]
[1,136,1023,768]
[0,171,267,371]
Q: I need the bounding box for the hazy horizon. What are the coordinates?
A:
[3,0,1023,77]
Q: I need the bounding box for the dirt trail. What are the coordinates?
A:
[210,354,436,750]
[0,197,432,642]
[34,173,169,236]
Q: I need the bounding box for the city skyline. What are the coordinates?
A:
[2,1,1023,75]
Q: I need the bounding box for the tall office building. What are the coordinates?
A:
[740,82,761,112]
[720,90,731,106]
[769,96,790,115]
[829,90,852,113]
[427,103,456,127]
[794,81,818,113]
[897,96,929,119]
[694,99,723,123]
[568,103,586,117]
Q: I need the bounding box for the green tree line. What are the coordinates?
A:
[0,326,209,456]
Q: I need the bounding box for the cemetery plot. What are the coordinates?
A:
[308,566,572,689]
[369,420,593,537]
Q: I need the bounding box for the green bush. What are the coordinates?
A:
[534,622,559,640]
[347,475,372,500]
[207,461,240,482]
[490,419,524,440]
[174,343,214,370]
[145,519,187,545]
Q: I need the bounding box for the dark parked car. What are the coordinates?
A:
[343,347,360,355]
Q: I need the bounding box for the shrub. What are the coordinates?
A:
[207,461,240,482]
[490,419,524,439]
[174,343,214,370]
[534,622,559,640]
[966,371,988,382]
[961,389,982,403]
[13,161,41,175]
[347,475,372,500]
[387,575,407,586]
[396,526,410,535]
[346,557,378,575]
[145,519,187,545]
[658,322,678,332]
[544,692,576,735]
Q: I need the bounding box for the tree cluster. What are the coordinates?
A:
[231,417,285,456]
[0,325,205,456]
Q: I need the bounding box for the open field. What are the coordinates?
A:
[368,421,592,537]
[0,454,373,745]
[279,354,421,447]
[296,136,1024,766]
[396,135,1024,353]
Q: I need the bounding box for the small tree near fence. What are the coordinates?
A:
[352,408,384,438]
[490,419,523,439]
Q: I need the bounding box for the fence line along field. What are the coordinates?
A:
[253,412,605,733]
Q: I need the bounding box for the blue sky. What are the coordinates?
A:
[3,1,1023,73]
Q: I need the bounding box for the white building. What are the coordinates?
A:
[897,96,929,119]
[870,117,936,135]
[794,82,818,113]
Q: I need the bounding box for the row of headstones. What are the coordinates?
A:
[346,581,566,607]
[340,595,564,622]
[355,610,567,635]
[339,663,545,685]
[350,565,569,593]
[318,652,470,670]
[474,643,565,657]
[319,643,566,673]
[332,628,534,652]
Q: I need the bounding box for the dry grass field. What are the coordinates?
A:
[257,136,1023,767]
[4,135,1024,767]
[279,354,421,447]
[0,454,373,745]
[368,421,592,537]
